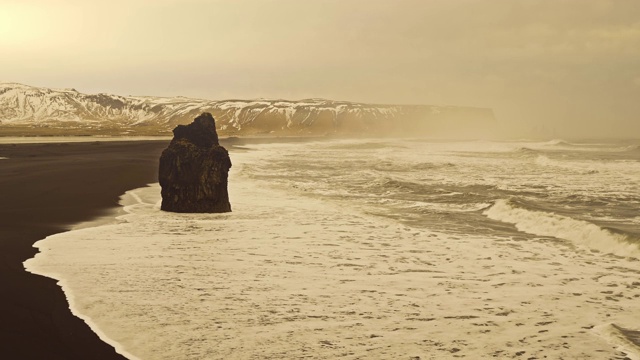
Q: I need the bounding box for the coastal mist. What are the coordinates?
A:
[25,139,640,359]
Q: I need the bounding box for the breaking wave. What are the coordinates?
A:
[623,144,640,153]
[514,147,540,154]
[399,200,492,213]
[483,199,640,259]
[544,139,575,147]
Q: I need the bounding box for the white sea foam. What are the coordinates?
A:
[402,200,492,213]
[534,155,602,174]
[23,141,640,359]
[484,199,640,258]
[535,154,638,171]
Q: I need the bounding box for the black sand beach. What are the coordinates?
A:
[0,140,169,359]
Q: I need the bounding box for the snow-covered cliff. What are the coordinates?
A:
[0,82,495,137]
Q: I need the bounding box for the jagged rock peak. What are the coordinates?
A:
[159,113,231,213]
[172,112,219,148]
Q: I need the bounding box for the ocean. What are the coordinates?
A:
[25,138,640,359]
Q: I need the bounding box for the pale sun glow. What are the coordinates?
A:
[0,3,48,46]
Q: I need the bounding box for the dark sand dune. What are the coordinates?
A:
[0,141,169,359]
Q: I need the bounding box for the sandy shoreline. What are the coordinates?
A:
[0,140,168,359]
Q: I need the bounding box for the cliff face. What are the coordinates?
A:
[159,113,232,213]
[0,82,496,137]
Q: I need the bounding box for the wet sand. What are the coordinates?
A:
[0,141,169,359]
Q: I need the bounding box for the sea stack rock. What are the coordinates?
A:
[159,112,232,213]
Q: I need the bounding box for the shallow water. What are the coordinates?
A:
[244,138,640,256]
[25,139,640,359]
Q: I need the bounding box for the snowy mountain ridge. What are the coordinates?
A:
[0,82,496,137]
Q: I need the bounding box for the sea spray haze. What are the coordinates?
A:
[25,138,640,359]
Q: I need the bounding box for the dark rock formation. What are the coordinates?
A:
[159,113,232,212]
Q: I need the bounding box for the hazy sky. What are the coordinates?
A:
[1,0,639,138]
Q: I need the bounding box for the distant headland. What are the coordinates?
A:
[0,82,496,138]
